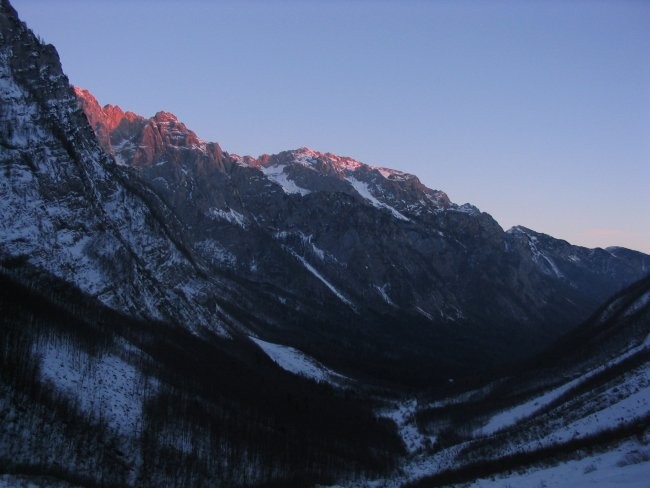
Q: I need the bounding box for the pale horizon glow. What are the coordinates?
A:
[11,0,650,254]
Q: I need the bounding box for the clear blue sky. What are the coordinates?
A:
[12,0,650,253]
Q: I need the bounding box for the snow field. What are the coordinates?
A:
[466,439,650,488]
[475,334,650,437]
[377,399,436,455]
[346,176,410,221]
[35,339,156,435]
[250,337,348,386]
[260,164,311,195]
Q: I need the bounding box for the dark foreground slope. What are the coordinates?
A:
[0,258,403,487]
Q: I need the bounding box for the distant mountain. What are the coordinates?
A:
[74,85,650,382]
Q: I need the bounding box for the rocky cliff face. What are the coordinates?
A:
[0,0,240,335]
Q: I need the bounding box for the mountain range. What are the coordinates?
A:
[1,0,648,486]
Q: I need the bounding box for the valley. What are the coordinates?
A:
[0,0,648,486]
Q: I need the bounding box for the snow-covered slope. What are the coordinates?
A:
[475,333,650,437]
[250,336,349,386]
[465,440,650,488]
[351,277,650,487]
[35,339,156,435]
[0,0,243,335]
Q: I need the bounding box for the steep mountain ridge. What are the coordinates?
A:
[2,0,650,387]
[0,0,244,336]
[75,87,650,347]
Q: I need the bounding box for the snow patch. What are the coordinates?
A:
[112,139,136,166]
[250,337,347,386]
[296,232,327,260]
[208,208,247,228]
[375,284,396,306]
[625,291,650,317]
[465,439,650,488]
[416,307,434,320]
[450,203,480,215]
[292,252,353,307]
[378,399,435,454]
[260,164,311,195]
[292,147,321,165]
[274,231,333,262]
[346,176,409,221]
[376,167,409,180]
[526,234,564,279]
[36,340,155,435]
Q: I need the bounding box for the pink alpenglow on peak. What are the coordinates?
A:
[285,147,413,180]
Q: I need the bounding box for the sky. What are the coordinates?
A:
[11,0,650,253]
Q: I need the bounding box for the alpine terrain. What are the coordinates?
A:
[1,0,648,486]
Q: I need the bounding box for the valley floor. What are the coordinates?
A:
[328,333,650,487]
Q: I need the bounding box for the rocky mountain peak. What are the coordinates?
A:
[74,86,127,126]
[152,110,180,124]
[73,86,143,151]
[74,88,226,170]
[147,110,201,148]
[74,89,454,216]
[282,146,409,179]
